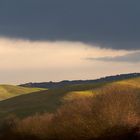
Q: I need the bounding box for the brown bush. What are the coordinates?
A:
[51,94,140,139]
[1,86,140,140]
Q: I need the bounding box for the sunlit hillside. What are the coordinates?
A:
[0,76,140,140]
[116,77,140,88]
[0,77,140,140]
[63,77,140,102]
[0,85,45,100]
[0,76,139,119]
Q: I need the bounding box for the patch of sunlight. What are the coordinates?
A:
[116,77,140,88]
[63,90,96,102]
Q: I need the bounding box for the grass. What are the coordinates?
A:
[116,77,140,88]
[63,90,94,102]
[63,77,140,102]
[0,77,139,139]
[1,88,140,140]
[0,82,106,119]
[0,85,45,101]
[0,77,139,120]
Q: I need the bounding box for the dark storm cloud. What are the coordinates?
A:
[0,0,140,49]
[88,52,140,63]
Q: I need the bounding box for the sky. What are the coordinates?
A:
[0,0,140,84]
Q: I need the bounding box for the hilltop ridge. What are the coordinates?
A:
[20,73,140,89]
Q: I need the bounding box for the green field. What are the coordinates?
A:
[0,77,139,119]
[0,85,45,101]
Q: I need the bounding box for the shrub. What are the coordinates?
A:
[1,86,140,140]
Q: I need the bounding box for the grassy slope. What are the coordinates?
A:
[0,77,139,119]
[65,77,140,101]
[116,77,140,88]
[0,85,45,100]
[0,82,106,118]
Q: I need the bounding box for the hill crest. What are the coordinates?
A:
[20,73,140,89]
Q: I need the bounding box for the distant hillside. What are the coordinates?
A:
[0,85,45,100]
[0,75,139,119]
[20,73,140,89]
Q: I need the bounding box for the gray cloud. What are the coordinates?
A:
[88,51,140,63]
[0,0,140,49]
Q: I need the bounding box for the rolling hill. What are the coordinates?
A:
[0,85,45,101]
[0,75,139,120]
